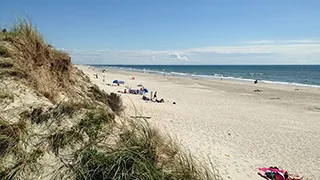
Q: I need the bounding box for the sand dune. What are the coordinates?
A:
[77,65,320,180]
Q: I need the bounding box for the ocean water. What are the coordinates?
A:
[91,65,320,88]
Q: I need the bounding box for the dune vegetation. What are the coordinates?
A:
[0,19,221,179]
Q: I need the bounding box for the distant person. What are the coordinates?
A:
[254,79,258,84]
[2,29,7,33]
[153,91,157,100]
[142,95,150,101]
[156,98,164,103]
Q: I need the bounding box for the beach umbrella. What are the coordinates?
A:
[143,88,149,93]
[113,80,119,84]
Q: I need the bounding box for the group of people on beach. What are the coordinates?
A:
[121,88,144,95]
[119,88,165,103]
[142,91,165,103]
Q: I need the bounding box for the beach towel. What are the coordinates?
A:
[258,167,289,180]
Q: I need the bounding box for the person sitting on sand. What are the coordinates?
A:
[258,167,303,180]
[155,98,164,103]
[142,95,150,101]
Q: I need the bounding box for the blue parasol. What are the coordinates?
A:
[144,88,149,93]
[113,80,119,83]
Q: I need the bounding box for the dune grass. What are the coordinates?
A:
[78,108,115,140]
[47,128,84,156]
[0,118,27,158]
[0,18,73,102]
[20,101,81,125]
[0,149,44,180]
[0,18,221,180]
[72,118,220,180]
[87,86,124,115]
[0,89,14,103]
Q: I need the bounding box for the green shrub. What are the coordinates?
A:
[87,85,109,105]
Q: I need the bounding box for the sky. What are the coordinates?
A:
[1,0,320,65]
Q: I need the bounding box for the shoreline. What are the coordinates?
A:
[87,65,320,89]
[77,65,320,180]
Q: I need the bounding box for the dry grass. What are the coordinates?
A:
[78,108,115,140]
[0,118,27,158]
[0,58,14,68]
[0,149,44,180]
[0,18,73,102]
[47,128,83,156]
[107,92,124,115]
[21,102,80,125]
[87,86,124,114]
[87,85,109,105]
[72,118,221,180]
[0,18,221,180]
[0,89,14,103]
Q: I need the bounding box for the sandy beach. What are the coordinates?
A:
[77,65,320,180]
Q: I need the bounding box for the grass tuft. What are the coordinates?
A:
[0,89,14,103]
[47,128,83,156]
[0,18,73,102]
[87,85,109,105]
[0,118,27,158]
[23,102,80,125]
[78,108,114,139]
[87,86,124,115]
[51,101,80,119]
[107,92,124,115]
[0,45,11,58]
[2,149,44,179]
[0,58,14,68]
[73,119,220,180]
[0,68,28,78]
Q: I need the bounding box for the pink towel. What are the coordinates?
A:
[258,167,286,174]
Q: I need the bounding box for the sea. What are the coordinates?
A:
[91,65,320,88]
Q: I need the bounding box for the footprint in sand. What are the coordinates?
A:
[269,97,280,100]
[307,106,320,112]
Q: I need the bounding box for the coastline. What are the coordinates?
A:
[77,65,320,180]
[91,65,320,89]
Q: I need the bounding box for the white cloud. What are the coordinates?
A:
[66,39,320,65]
[168,52,188,61]
[244,39,320,45]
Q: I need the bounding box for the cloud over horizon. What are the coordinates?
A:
[67,39,320,65]
[168,53,188,61]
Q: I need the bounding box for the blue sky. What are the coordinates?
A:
[1,0,320,64]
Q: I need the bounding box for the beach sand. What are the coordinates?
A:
[77,65,320,179]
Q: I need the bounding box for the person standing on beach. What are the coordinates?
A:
[153,91,157,100]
